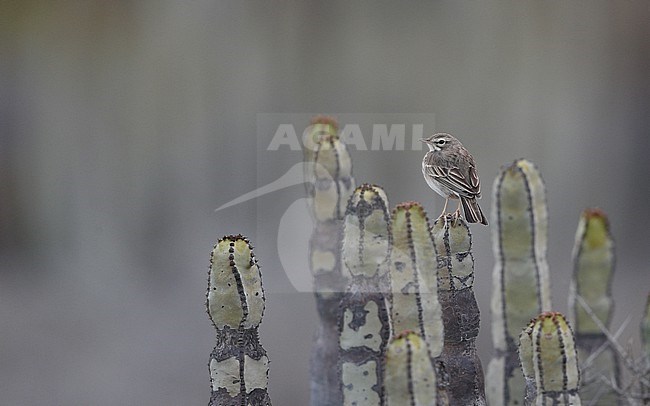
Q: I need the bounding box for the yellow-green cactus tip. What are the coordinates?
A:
[208,235,264,330]
[431,214,471,251]
[581,208,610,249]
[310,115,339,131]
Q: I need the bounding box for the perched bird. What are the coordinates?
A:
[421,133,488,225]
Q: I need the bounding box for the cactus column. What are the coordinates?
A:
[487,159,552,406]
[519,312,581,406]
[569,208,619,404]
[518,322,537,406]
[207,235,271,406]
[339,184,392,405]
[384,331,440,406]
[432,214,486,405]
[387,202,447,404]
[389,202,443,358]
[303,116,355,405]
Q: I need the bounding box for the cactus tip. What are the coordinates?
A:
[310,115,339,131]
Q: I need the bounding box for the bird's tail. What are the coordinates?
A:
[460,196,488,225]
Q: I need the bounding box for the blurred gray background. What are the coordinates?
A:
[1,1,649,404]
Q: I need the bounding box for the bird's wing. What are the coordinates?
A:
[424,164,481,198]
[466,164,481,198]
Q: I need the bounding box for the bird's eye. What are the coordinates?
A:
[435,139,446,146]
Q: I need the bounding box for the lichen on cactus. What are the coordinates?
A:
[569,208,619,404]
[338,184,392,405]
[530,312,581,406]
[303,116,356,405]
[432,214,486,405]
[342,183,391,281]
[207,235,271,406]
[384,331,438,406]
[487,158,551,406]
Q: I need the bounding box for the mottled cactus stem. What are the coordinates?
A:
[569,208,619,404]
[518,321,537,406]
[304,116,353,223]
[389,202,448,404]
[523,312,581,406]
[384,331,439,405]
[432,214,486,405]
[207,235,271,406]
[487,158,551,406]
[303,116,355,406]
[339,184,392,405]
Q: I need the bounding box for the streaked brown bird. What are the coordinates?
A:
[420,133,488,225]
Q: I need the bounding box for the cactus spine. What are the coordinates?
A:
[207,235,271,406]
[339,184,392,405]
[522,312,581,406]
[487,159,552,406]
[303,116,355,405]
[569,208,619,404]
[384,331,439,406]
[432,214,486,405]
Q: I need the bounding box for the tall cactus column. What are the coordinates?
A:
[389,202,443,358]
[303,116,355,405]
[207,235,271,406]
[487,159,552,406]
[568,208,619,404]
[338,184,392,405]
[387,202,447,404]
[432,214,486,405]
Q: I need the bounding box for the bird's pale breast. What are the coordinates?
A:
[421,158,457,198]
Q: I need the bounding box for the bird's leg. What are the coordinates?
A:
[440,198,449,218]
[454,199,462,218]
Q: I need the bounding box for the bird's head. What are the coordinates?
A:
[420,133,457,152]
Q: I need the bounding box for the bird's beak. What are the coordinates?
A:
[419,138,426,143]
